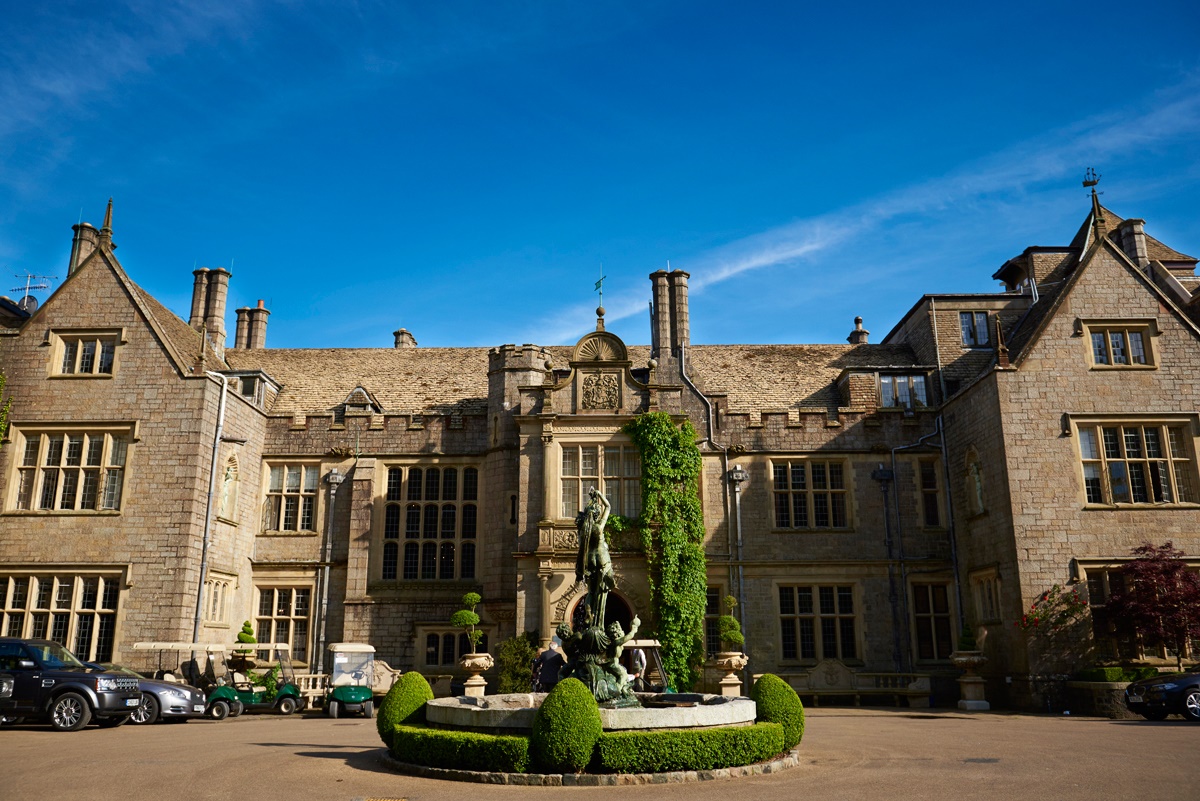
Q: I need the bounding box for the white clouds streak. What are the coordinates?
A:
[526,80,1200,344]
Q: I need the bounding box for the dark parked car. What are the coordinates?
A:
[1124,670,1200,721]
[88,663,208,724]
[0,638,141,731]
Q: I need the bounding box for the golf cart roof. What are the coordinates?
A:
[329,643,376,653]
[133,642,230,651]
[626,640,662,649]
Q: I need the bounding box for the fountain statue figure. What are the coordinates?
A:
[558,488,640,706]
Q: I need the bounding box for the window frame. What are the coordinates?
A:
[261,462,322,534]
[1074,419,1199,507]
[771,458,853,530]
[557,439,642,521]
[49,329,125,378]
[8,426,133,514]
[916,457,944,529]
[253,584,313,666]
[910,581,955,662]
[878,373,929,409]
[0,572,123,661]
[377,462,481,582]
[777,582,860,663]
[969,567,1002,624]
[417,626,492,667]
[1079,319,1158,370]
[959,311,990,348]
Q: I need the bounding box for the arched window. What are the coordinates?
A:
[423,505,438,538]
[384,505,401,539]
[403,543,419,579]
[440,505,456,538]
[421,542,437,579]
[442,468,457,500]
[425,633,439,665]
[461,542,476,579]
[439,542,455,579]
[382,542,398,580]
[442,633,455,665]
[405,504,421,538]
[424,468,440,501]
[407,468,423,501]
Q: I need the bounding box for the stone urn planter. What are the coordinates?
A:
[951,651,989,711]
[459,652,494,698]
[713,651,749,697]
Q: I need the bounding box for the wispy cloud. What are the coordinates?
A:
[528,79,1200,344]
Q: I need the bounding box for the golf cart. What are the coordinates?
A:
[133,641,303,719]
[213,641,305,717]
[133,642,241,721]
[325,643,376,718]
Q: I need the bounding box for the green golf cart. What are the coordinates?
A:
[324,643,375,718]
[207,642,305,718]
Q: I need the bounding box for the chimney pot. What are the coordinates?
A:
[847,316,870,344]
[394,328,418,349]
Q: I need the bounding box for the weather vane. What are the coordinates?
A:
[594,264,606,308]
[1083,168,1101,189]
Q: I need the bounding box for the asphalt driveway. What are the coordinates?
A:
[1,707,1194,801]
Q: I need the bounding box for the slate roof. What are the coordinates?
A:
[223,341,921,416]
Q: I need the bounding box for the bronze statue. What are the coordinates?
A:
[575,488,615,628]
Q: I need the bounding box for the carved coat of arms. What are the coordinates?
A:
[582,373,619,410]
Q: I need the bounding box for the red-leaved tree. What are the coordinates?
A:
[1106,542,1200,670]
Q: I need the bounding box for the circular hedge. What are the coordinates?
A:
[751,673,805,749]
[531,678,602,773]
[377,671,435,749]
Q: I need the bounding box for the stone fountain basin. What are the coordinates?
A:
[425,692,756,732]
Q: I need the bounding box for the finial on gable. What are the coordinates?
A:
[847,316,869,345]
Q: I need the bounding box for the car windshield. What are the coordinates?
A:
[29,641,86,669]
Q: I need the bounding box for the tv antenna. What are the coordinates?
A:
[11,273,57,314]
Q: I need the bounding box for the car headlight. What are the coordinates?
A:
[1151,682,1179,691]
[163,687,188,700]
[96,677,118,691]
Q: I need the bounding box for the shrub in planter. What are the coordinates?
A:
[1074,667,1125,682]
[391,725,530,773]
[717,595,745,651]
[531,677,602,773]
[594,723,784,774]
[751,673,805,750]
[377,671,434,749]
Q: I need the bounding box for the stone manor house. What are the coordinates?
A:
[3,193,1200,708]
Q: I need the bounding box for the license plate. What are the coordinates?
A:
[1128,694,1143,703]
[193,704,205,712]
[125,698,140,706]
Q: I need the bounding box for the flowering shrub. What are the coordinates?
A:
[1015,584,1087,635]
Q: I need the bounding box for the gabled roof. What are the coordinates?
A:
[1004,234,1200,368]
[1068,204,1196,263]
[17,247,223,375]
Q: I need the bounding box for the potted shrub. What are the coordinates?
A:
[451,592,493,697]
[714,595,749,696]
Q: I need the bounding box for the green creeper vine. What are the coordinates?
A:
[623,412,706,691]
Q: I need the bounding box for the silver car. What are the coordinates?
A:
[89,663,208,724]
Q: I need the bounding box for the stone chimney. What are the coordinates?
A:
[234,307,251,349]
[650,270,671,359]
[204,268,231,355]
[847,316,869,344]
[190,268,210,332]
[246,300,269,349]
[1117,218,1149,269]
[668,270,690,352]
[67,223,100,276]
[393,328,418,348]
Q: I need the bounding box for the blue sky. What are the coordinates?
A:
[2,1,1199,349]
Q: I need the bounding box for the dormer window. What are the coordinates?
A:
[880,374,928,408]
[960,312,990,348]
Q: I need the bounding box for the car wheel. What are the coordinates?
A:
[1183,690,1200,722]
[327,699,339,718]
[363,700,374,719]
[209,700,230,721]
[277,697,297,716]
[97,714,130,728]
[131,693,159,725]
[230,699,244,717]
[50,693,92,732]
[1140,710,1169,721]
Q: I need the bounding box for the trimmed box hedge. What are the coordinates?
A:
[1074,666,1161,682]
[751,673,805,749]
[391,725,531,773]
[593,723,785,774]
[531,678,602,773]
[377,671,434,749]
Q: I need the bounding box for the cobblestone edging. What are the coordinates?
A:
[378,748,801,785]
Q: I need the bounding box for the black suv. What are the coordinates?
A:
[0,638,142,731]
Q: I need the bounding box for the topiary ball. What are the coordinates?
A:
[751,673,805,750]
[377,671,434,750]
[531,677,602,773]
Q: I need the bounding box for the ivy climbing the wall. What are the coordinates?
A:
[623,412,706,691]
